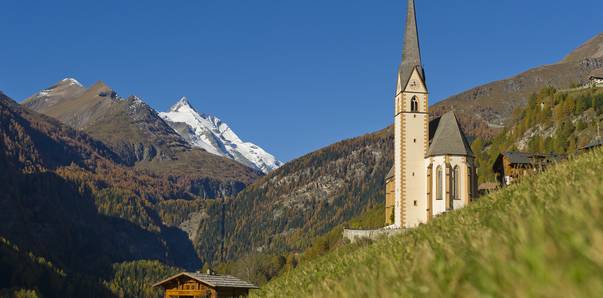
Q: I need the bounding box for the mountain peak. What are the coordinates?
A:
[169,96,196,113]
[59,78,83,87]
[85,81,114,96]
[160,98,283,173]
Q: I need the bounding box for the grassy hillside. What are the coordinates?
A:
[255,148,603,297]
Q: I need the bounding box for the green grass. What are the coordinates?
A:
[254,148,603,297]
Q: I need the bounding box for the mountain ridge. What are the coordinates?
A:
[432,32,603,139]
[22,79,261,189]
[160,97,283,174]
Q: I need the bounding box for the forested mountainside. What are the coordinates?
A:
[0,237,114,297]
[0,91,226,296]
[256,148,603,298]
[189,127,393,280]
[472,86,603,183]
[22,79,260,188]
[432,33,603,139]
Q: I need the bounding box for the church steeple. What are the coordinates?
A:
[397,0,424,94]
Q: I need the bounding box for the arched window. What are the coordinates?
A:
[436,166,443,200]
[452,166,460,200]
[411,96,419,112]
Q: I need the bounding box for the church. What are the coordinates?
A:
[384,0,477,229]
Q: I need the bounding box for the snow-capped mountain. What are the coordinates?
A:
[159,97,283,173]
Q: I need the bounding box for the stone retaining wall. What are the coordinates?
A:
[343,228,404,243]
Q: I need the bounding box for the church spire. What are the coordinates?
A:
[397,0,424,94]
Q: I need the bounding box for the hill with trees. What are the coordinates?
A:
[472,86,603,183]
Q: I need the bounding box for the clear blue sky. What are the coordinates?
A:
[0,0,600,162]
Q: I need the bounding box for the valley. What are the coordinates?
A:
[1,17,602,298]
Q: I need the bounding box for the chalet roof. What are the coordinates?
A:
[426,111,474,157]
[589,68,603,79]
[397,0,425,93]
[153,272,258,289]
[498,152,564,165]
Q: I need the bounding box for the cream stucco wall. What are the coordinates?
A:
[394,68,429,229]
[426,155,475,218]
[394,114,403,227]
[402,112,428,228]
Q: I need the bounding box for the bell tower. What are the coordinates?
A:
[393,0,429,228]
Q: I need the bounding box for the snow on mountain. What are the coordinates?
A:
[159,97,283,173]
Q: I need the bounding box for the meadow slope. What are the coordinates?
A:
[255,148,603,298]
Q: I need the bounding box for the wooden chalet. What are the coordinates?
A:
[153,271,258,298]
[493,152,565,186]
[589,68,603,87]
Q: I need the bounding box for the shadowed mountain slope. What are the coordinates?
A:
[1,91,210,296]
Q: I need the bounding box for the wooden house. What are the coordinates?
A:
[589,68,603,87]
[493,152,564,186]
[153,272,258,298]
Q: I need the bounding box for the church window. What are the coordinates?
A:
[413,138,416,143]
[411,96,419,112]
[414,200,418,206]
[436,166,443,200]
[452,166,460,200]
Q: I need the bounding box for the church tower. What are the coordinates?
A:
[393,0,429,228]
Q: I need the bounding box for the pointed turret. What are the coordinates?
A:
[426,112,474,157]
[397,0,424,94]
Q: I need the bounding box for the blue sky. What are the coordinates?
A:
[0,0,600,162]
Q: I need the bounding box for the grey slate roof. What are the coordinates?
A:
[499,152,564,164]
[153,272,259,289]
[397,0,424,91]
[426,111,474,157]
[385,115,472,181]
[500,152,537,164]
[590,68,603,79]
